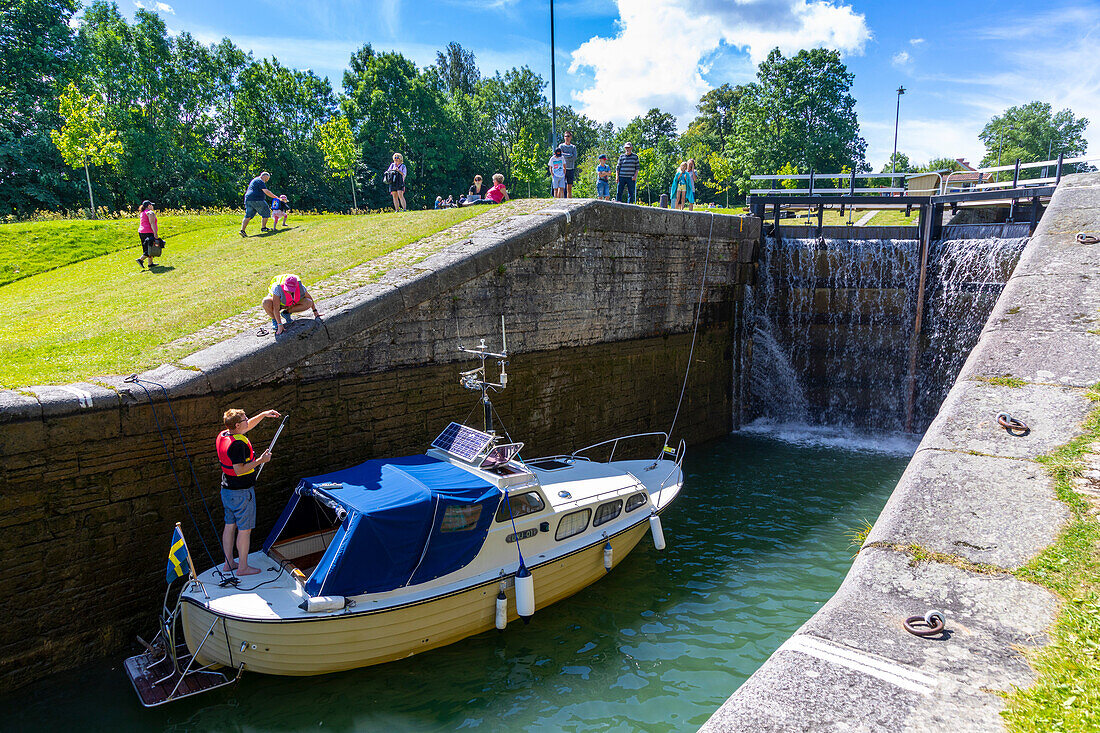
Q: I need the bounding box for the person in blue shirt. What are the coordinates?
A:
[239,172,281,237]
[595,154,612,200]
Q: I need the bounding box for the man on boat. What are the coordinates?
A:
[217,408,279,575]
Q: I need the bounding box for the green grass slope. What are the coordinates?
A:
[1,209,486,387]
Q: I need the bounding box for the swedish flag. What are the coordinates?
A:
[166,525,191,583]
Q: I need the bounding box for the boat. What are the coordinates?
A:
[126,329,684,703]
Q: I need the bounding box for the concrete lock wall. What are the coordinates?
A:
[703,175,1100,731]
[0,201,758,693]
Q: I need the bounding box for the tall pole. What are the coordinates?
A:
[549,0,557,150]
[891,86,906,176]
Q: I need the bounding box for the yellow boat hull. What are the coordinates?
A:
[181,521,650,676]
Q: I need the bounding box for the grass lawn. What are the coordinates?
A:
[1,208,492,387]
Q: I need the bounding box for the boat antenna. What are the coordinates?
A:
[458,317,509,434]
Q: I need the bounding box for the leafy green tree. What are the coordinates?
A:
[432,42,480,98]
[317,116,362,210]
[729,48,866,195]
[616,108,677,150]
[921,157,963,173]
[707,152,736,207]
[477,66,548,180]
[50,82,124,215]
[0,0,82,215]
[978,101,1088,177]
[511,126,548,198]
[690,84,745,149]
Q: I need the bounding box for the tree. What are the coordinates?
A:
[921,157,963,173]
[708,152,736,207]
[728,48,867,196]
[317,116,361,210]
[511,126,548,198]
[50,82,123,215]
[690,84,745,148]
[433,42,479,98]
[978,102,1088,177]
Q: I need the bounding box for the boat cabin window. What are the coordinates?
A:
[625,492,647,513]
[441,504,483,532]
[555,509,591,541]
[593,499,623,527]
[529,458,572,471]
[495,491,545,522]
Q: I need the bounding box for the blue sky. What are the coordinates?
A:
[114,0,1100,169]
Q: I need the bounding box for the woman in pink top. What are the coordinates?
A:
[136,200,159,269]
[485,173,509,204]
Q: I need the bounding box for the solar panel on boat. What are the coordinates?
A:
[431,422,493,461]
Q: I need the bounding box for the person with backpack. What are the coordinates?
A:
[385,153,408,212]
[136,200,161,269]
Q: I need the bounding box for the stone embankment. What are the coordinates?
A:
[702,174,1100,730]
[0,200,757,693]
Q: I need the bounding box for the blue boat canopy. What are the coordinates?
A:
[264,454,502,597]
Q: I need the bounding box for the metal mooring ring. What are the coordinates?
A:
[1076,232,1100,244]
[903,613,946,637]
[996,412,1029,434]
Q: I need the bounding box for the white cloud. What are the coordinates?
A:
[156,2,175,13]
[909,38,924,45]
[134,0,173,13]
[891,51,910,67]
[569,0,870,127]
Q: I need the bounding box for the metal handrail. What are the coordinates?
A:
[571,431,671,463]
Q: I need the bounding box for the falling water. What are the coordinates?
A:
[745,224,1029,435]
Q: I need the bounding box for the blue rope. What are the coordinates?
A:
[503,488,527,569]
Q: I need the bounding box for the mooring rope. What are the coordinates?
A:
[665,212,716,442]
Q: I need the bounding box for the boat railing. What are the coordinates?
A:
[571,431,674,464]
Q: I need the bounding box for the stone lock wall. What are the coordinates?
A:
[0,201,758,693]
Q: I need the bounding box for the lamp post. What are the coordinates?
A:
[891,85,906,176]
[549,0,557,150]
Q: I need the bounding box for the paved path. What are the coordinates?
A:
[854,209,879,226]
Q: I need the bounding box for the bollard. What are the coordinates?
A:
[659,193,669,208]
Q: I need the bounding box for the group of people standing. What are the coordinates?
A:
[669,159,700,210]
[547,132,643,205]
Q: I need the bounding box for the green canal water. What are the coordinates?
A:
[5,429,913,732]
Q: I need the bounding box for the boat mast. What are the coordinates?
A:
[458,318,509,435]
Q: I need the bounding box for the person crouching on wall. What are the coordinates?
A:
[262,273,320,336]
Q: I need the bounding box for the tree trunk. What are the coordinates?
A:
[83,160,96,219]
[350,172,358,212]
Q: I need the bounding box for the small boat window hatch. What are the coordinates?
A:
[625,492,648,513]
[479,442,524,469]
[495,491,546,523]
[593,500,623,527]
[530,458,573,471]
[555,509,591,541]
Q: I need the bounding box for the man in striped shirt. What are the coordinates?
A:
[616,143,639,203]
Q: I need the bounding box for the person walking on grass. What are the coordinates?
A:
[386,153,408,212]
[240,172,282,237]
[136,200,159,269]
[271,195,290,229]
[616,143,639,203]
[216,407,279,576]
[263,273,320,336]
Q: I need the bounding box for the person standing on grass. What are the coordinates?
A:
[263,273,320,336]
[671,161,691,210]
[270,195,290,229]
[386,153,408,212]
[616,143,639,203]
[216,408,279,576]
[559,130,578,198]
[240,172,281,237]
[687,159,699,210]
[136,200,159,269]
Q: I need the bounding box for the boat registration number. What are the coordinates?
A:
[506,528,538,543]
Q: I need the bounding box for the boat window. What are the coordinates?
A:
[555,509,591,541]
[440,504,482,532]
[495,492,546,522]
[529,459,572,471]
[625,492,648,513]
[593,500,623,527]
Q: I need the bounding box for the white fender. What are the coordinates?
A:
[649,514,666,551]
[603,540,613,571]
[299,595,347,613]
[515,565,535,620]
[495,590,508,630]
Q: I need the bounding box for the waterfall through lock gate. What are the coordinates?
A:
[743,223,1030,439]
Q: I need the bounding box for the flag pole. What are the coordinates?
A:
[177,521,207,598]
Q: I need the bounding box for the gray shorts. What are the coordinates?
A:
[222,487,256,530]
[244,199,271,219]
[552,175,566,190]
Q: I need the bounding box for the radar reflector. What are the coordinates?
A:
[431,422,494,462]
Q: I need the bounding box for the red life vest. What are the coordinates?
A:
[216,430,254,476]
